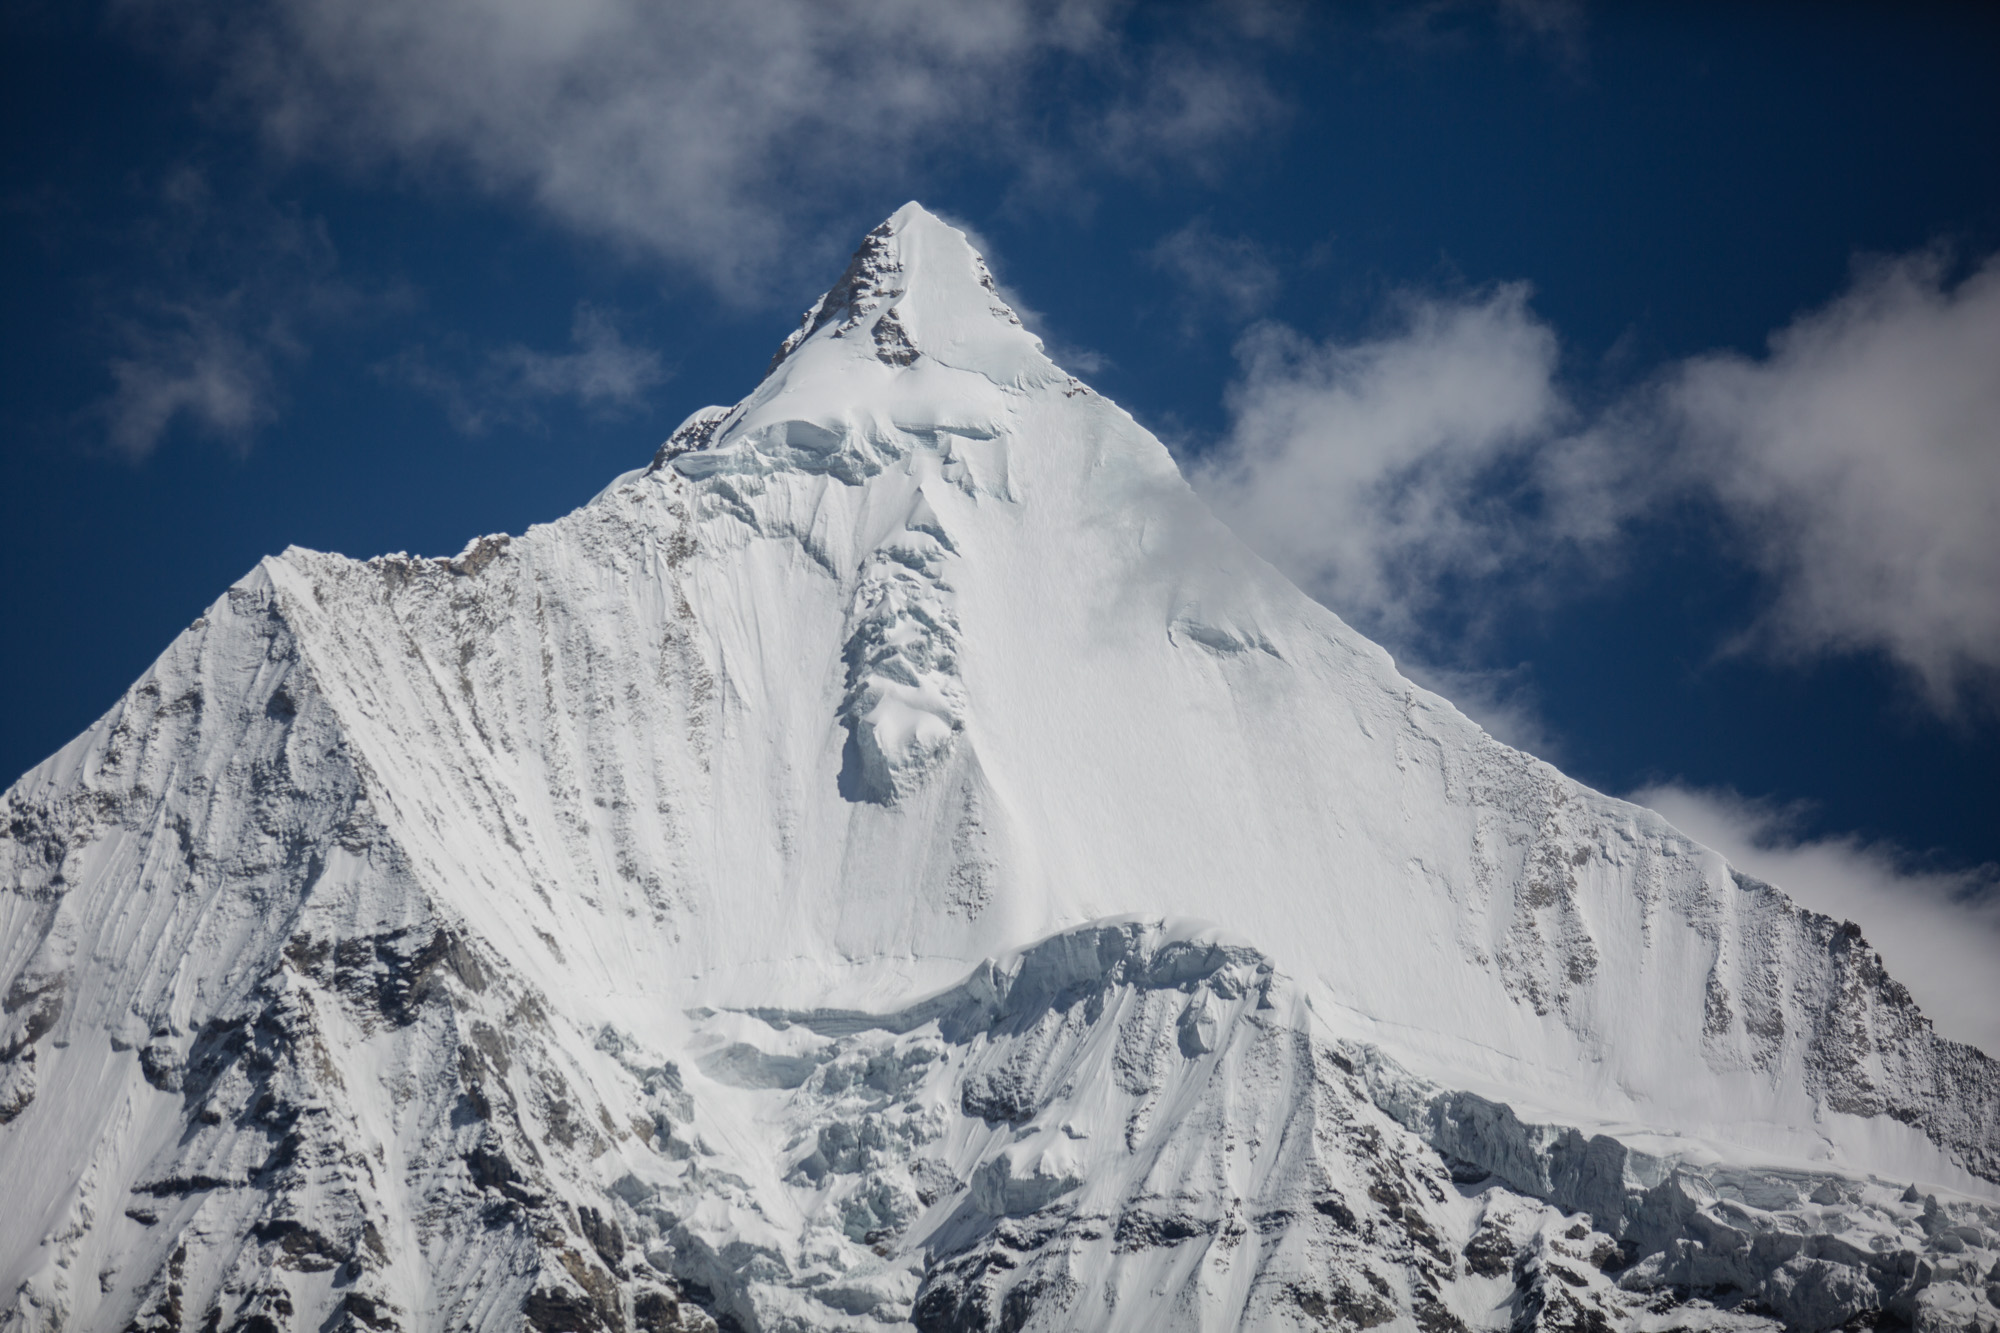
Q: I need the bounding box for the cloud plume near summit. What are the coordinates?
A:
[1197,249,2000,714]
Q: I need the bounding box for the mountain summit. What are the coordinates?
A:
[3,204,1996,1333]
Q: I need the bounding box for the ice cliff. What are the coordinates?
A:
[3,204,1996,1332]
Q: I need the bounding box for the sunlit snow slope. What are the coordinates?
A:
[3,205,1997,1333]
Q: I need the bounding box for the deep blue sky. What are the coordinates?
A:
[4,3,1997,887]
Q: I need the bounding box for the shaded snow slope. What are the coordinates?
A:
[3,204,1997,1332]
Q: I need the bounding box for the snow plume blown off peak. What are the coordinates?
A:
[3,206,1999,1333]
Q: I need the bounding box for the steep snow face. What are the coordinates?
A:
[2,203,1998,1333]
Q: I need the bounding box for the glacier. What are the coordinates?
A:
[2,202,1996,1333]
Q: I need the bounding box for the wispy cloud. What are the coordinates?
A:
[1382,0,1588,66]
[493,305,666,414]
[1090,40,1291,184]
[1635,783,2000,1056]
[1495,0,1587,56]
[1149,218,1281,327]
[89,167,371,457]
[387,302,667,435]
[1192,246,2000,714]
[100,293,289,458]
[125,0,1291,297]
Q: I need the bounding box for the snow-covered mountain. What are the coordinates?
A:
[3,203,1996,1333]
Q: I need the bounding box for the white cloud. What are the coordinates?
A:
[1634,783,2000,1056]
[388,302,667,435]
[1669,251,2000,709]
[1192,284,1576,640]
[128,0,1286,295]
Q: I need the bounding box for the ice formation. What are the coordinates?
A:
[2,204,1996,1332]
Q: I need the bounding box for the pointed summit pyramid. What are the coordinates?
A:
[3,207,1997,1332]
[759,203,1050,381]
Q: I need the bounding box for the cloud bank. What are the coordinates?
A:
[1194,250,2000,711]
[130,0,1287,295]
[1635,784,2000,1056]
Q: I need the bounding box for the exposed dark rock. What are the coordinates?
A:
[139,1040,183,1092]
[579,1204,626,1274]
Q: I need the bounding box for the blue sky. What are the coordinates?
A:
[5,4,1998,1035]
